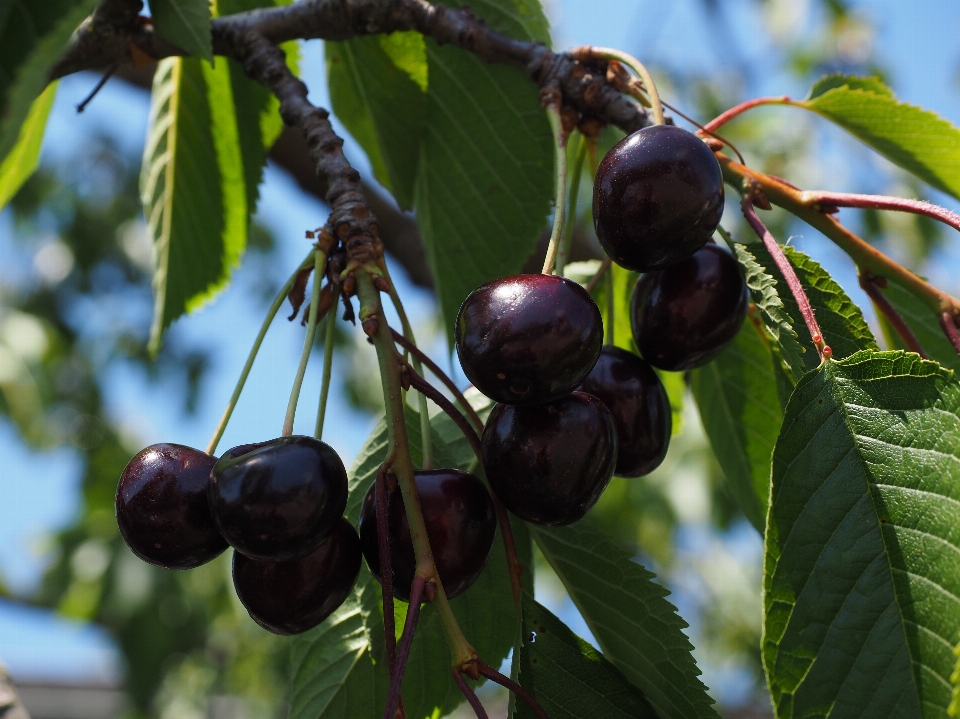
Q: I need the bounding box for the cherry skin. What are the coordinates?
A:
[116,443,227,569]
[455,274,603,405]
[593,124,724,272]
[631,243,749,371]
[232,517,362,635]
[209,436,349,562]
[578,346,672,477]
[481,392,617,526]
[358,469,496,602]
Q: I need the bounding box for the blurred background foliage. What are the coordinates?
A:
[1,0,956,717]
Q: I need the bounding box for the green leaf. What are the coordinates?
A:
[0,0,97,162]
[690,321,782,531]
[764,350,960,718]
[515,592,660,719]
[874,280,960,374]
[151,0,213,62]
[532,522,718,719]
[326,33,427,209]
[741,240,878,374]
[951,639,960,718]
[0,81,55,211]
[799,74,960,201]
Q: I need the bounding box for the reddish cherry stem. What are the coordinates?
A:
[382,576,425,719]
[940,313,960,355]
[800,191,960,236]
[475,660,550,719]
[452,669,489,719]
[741,196,832,362]
[375,465,401,711]
[858,274,927,358]
[702,96,791,133]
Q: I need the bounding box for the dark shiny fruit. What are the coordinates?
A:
[631,243,749,371]
[232,518,361,635]
[482,392,617,526]
[358,469,496,602]
[455,274,603,405]
[578,346,672,477]
[594,124,724,272]
[115,443,227,569]
[209,435,349,561]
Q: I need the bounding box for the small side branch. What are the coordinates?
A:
[452,670,489,719]
[798,191,960,237]
[940,313,960,355]
[382,576,425,719]
[858,274,927,358]
[741,196,831,361]
[476,660,550,719]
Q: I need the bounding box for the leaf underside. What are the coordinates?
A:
[765,350,960,718]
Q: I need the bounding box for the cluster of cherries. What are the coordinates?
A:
[114,123,749,636]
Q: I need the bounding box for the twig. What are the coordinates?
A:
[702,96,791,133]
[858,273,926,358]
[797,190,960,236]
[577,46,664,126]
[453,670,489,719]
[283,249,328,436]
[741,196,831,361]
[541,102,568,276]
[585,257,612,293]
[76,64,116,112]
[382,576,425,719]
[476,659,550,719]
[940,313,960,355]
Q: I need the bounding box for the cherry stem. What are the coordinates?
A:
[556,134,587,276]
[402,365,523,606]
[606,269,615,347]
[357,272,476,670]
[702,96,791,133]
[741,196,831,362]
[718,153,960,319]
[283,249,328,437]
[581,46,664,126]
[542,104,568,276]
[858,273,927,358]
[475,659,550,719]
[940,313,960,355]
[585,257,612,293]
[314,312,337,439]
[76,64,116,113]
[376,465,399,686]
[206,250,315,455]
[797,190,960,237]
[382,575,425,719]
[643,95,746,165]
[452,669,489,719]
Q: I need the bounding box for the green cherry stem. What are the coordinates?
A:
[205,250,315,455]
[314,311,337,439]
[282,249,327,437]
[541,104,568,276]
[556,134,587,277]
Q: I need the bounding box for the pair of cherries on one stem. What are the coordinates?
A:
[115,435,360,635]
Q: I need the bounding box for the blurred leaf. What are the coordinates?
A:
[0,0,97,161]
[765,350,960,718]
[800,75,960,201]
[690,321,782,532]
[326,33,427,209]
[532,522,718,719]
[514,592,659,719]
[151,0,213,61]
[0,81,55,212]
[876,280,960,373]
[951,639,960,717]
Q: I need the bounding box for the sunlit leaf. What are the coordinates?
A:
[0,81,56,212]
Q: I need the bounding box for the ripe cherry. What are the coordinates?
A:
[358,469,496,602]
[578,346,672,477]
[116,443,227,569]
[481,392,617,526]
[455,274,603,405]
[209,436,348,562]
[631,243,749,371]
[593,125,724,272]
[232,518,361,635]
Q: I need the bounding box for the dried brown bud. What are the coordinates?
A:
[361,315,378,337]
[342,275,356,295]
[373,276,391,293]
[701,136,724,152]
[423,579,438,603]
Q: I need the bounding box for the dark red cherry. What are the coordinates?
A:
[358,469,496,602]
[594,125,724,272]
[455,274,603,405]
[115,443,227,569]
[481,392,617,526]
[209,435,348,561]
[232,518,361,635]
[631,243,749,371]
[578,346,672,477]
